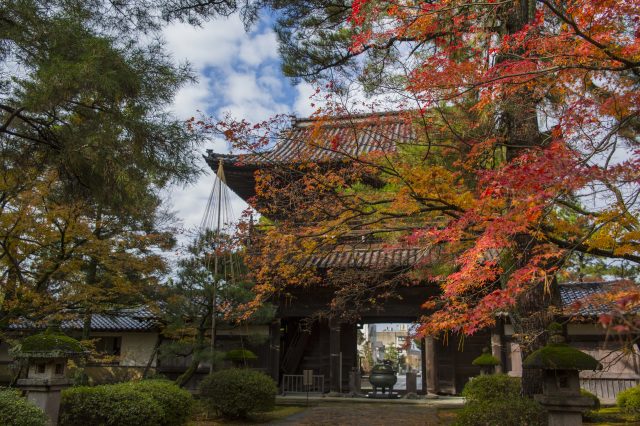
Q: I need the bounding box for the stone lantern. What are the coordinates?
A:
[11,328,87,426]
[523,322,602,426]
[472,347,501,375]
[224,349,258,368]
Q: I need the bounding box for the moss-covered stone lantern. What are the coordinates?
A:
[11,328,87,426]
[224,349,258,368]
[523,322,602,426]
[472,347,501,375]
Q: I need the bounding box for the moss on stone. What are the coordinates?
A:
[523,342,602,371]
[548,322,564,333]
[472,348,501,366]
[13,329,85,358]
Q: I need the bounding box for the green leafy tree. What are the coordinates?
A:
[1,0,202,206]
[384,343,399,369]
[561,253,640,283]
[0,0,202,343]
[160,230,274,387]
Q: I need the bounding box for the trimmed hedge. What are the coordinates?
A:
[59,380,193,426]
[199,369,277,419]
[0,388,47,426]
[454,374,546,426]
[60,385,163,426]
[124,380,193,426]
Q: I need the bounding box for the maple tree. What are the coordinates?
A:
[198,0,640,395]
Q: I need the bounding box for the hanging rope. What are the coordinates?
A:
[197,159,241,371]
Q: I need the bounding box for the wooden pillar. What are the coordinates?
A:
[425,336,438,394]
[420,338,427,394]
[329,318,341,395]
[268,319,281,385]
[491,319,504,374]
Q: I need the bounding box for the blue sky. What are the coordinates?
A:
[162,14,318,232]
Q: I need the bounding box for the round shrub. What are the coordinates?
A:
[0,388,47,426]
[124,380,193,426]
[617,387,640,410]
[461,374,521,404]
[199,369,277,419]
[454,374,546,426]
[617,387,640,419]
[59,384,163,426]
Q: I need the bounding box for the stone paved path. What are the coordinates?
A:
[270,403,453,425]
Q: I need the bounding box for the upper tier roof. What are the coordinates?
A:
[205,113,415,202]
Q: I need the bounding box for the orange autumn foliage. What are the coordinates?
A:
[200,0,640,343]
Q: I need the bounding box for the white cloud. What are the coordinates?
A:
[171,75,213,119]
[293,82,320,117]
[163,18,246,71]
[162,14,318,231]
[238,31,279,67]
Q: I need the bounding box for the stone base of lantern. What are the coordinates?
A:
[534,394,594,426]
[18,378,74,426]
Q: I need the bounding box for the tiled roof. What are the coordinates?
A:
[204,114,415,202]
[9,308,158,332]
[559,281,638,316]
[207,113,414,166]
[309,247,430,269]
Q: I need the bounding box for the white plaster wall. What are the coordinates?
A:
[118,333,158,367]
[567,323,605,335]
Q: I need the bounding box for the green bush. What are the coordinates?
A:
[199,369,277,419]
[581,389,600,411]
[0,388,47,426]
[617,386,640,410]
[60,380,194,426]
[453,374,546,426]
[581,389,601,421]
[124,380,193,426]
[461,374,521,404]
[617,387,640,419]
[59,384,163,426]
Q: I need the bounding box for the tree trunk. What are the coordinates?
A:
[143,335,162,378]
[175,327,207,388]
[507,233,563,396]
[498,0,564,397]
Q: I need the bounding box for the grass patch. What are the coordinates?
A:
[584,406,640,425]
[188,402,305,425]
[438,408,462,425]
